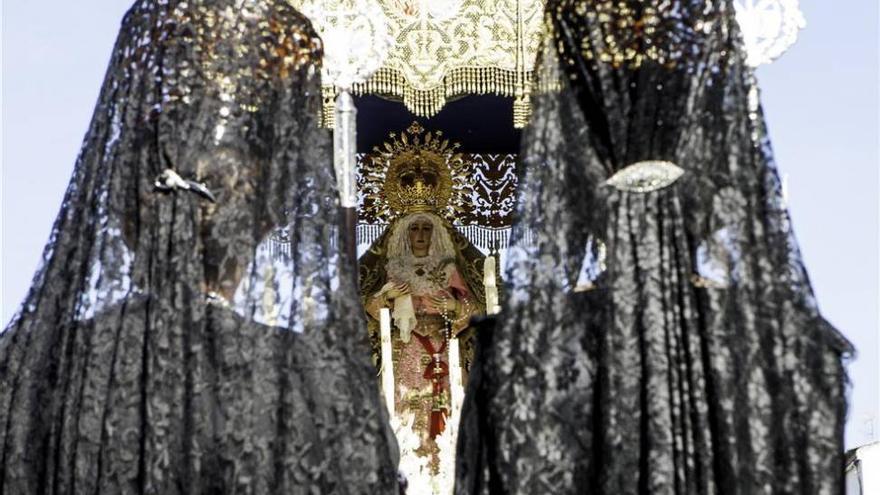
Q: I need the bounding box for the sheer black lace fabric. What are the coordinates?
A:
[456,1,852,494]
[0,1,398,493]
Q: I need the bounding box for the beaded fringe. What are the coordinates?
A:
[320,67,535,129]
[355,224,519,254]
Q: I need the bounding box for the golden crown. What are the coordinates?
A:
[389,148,447,213]
[361,122,472,221]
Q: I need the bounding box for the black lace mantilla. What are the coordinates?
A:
[0,1,398,493]
[455,1,853,494]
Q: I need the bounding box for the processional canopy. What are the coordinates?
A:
[291,0,546,127]
[289,0,806,128]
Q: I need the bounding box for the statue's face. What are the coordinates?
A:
[409,219,433,257]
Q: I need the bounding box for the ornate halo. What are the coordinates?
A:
[360,122,474,223]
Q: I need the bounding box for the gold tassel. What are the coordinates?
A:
[321,85,336,129]
[513,94,532,129]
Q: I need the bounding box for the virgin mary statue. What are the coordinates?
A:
[358,123,492,492]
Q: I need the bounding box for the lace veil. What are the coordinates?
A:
[456,1,852,493]
[0,1,398,493]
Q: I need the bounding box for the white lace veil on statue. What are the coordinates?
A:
[386,212,457,261]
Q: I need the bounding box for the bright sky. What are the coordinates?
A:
[2,2,878,448]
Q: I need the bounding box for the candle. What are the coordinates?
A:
[448,338,464,421]
[483,255,500,315]
[483,256,496,288]
[379,308,395,416]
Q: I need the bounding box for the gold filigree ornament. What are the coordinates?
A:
[361,122,474,223]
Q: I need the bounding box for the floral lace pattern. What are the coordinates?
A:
[0,1,398,493]
[456,1,852,494]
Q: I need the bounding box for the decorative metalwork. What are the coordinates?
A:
[334,91,360,207]
[359,122,476,223]
[355,124,518,252]
[604,160,685,193]
[734,0,806,67]
[358,143,517,226]
[293,0,545,127]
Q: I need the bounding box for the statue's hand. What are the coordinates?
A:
[384,282,410,301]
[426,294,460,315]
